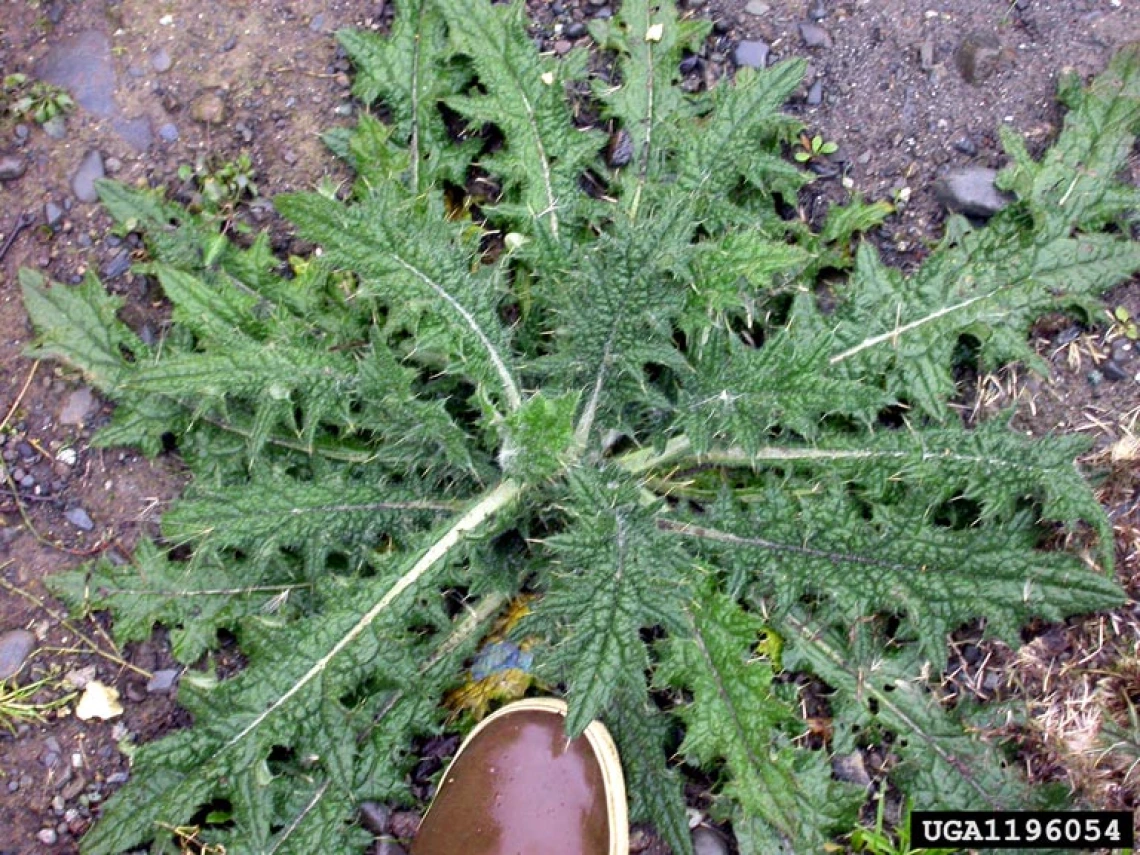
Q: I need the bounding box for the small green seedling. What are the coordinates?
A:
[1111,305,1138,340]
[177,152,259,229]
[795,131,838,163]
[2,73,75,125]
[850,792,961,855]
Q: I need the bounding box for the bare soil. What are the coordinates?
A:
[0,1,1138,853]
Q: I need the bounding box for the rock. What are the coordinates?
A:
[60,386,95,425]
[309,12,326,31]
[806,79,823,105]
[104,156,122,174]
[388,811,420,839]
[1102,360,1129,382]
[158,122,179,143]
[0,629,37,680]
[71,150,105,202]
[808,0,826,20]
[933,167,1012,218]
[953,135,978,156]
[373,842,407,855]
[359,802,391,835]
[45,201,64,228]
[112,116,152,152]
[64,507,95,531]
[692,827,731,855]
[37,829,58,845]
[799,22,832,49]
[565,22,587,38]
[102,250,132,280]
[42,116,67,139]
[919,38,935,70]
[734,40,769,69]
[743,0,770,15]
[14,123,29,142]
[36,31,117,118]
[553,39,572,55]
[0,154,26,181]
[151,46,172,73]
[955,31,1003,85]
[190,91,226,125]
[146,669,179,694]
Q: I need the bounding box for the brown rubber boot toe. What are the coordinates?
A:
[411,698,627,855]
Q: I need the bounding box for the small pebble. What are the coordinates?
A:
[953,135,978,156]
[146,669,179,694]
[0,154,26,181]
[60,386,95,425]
[553,39,572,55]
[151,47,172,73]
[808,0,826,19]
[45,201,64,228]
[806,79,823,105]
[65,507,95,531]
[799,22,833,49]
[14,123,30,142]
[565,22,586,38]
[106,771,129,785]
[0,629,37,680]
[104,156,122,174]
[1102,360,1129,382]
[388,811,420,839]
[743,0,770,15]
[1087,369,1103,387]
[71,150,105,203]
[38,828,58,845]
[692,827,731,855]
[42,116,67,139]
[933,167,1011,218]
[919,38,935,70]
[734,40,769,69]
[102,250,132,280]
[158,123,179,143]
[359,801,391,835]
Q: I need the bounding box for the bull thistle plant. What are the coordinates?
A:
[20,1,1140,851]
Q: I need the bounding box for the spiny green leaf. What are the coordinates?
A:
[524,469,690,735]
[46,539,303,664]
[21,269,143,391]
[830,229,1140,418]
[657,586,860,850]
[276,187,523,414]
[435,0,604,237]
[589,0,709,217]
[608,676,693,855]
[999,41,1140,235]
[661,490,1124,666]
[780,613,1042,812]
[337,1,470,189]
[681,320,886,450]
[162,476,454,569]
